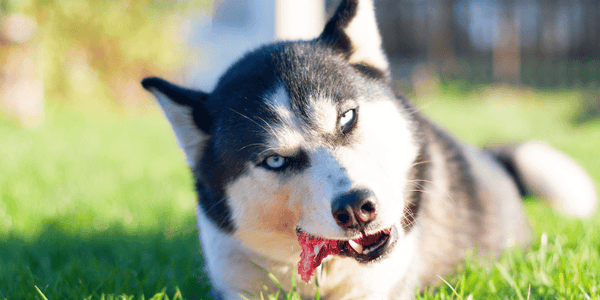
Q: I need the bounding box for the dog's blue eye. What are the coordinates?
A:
[339,109,356,132]
[265,155,286,169]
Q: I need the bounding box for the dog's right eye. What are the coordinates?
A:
[263,155,287,170]
[339,108,357,135]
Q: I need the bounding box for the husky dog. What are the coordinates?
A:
[141,0,597,299]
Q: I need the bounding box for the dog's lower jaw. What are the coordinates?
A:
[316,226,420,300]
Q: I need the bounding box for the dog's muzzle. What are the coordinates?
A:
[329,188,397,262]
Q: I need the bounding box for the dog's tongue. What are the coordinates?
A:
[297,230,341,283]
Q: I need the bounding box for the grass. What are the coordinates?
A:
[1,86,599,299]
[0,104,209,299]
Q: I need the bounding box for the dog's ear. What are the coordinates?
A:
[319,0,388,75]
[142,77,211,167]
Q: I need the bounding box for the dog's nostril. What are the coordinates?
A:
[361,202,375,213]
[356,200,376,223]
[335,212,350,225]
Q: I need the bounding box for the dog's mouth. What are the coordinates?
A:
[339,227,396,262]
[296,226,398,282]
[297,226,397,262]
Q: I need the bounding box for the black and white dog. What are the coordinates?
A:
[141,0,597,298]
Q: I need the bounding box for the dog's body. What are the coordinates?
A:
[142,1,597,299]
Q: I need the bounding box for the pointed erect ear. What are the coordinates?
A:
[320,0,389,74]
[141,77,212,167]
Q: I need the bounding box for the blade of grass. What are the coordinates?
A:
[495,263,524,300]
[35,286,49,300]
[437,275,462,300]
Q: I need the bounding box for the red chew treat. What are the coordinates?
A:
[297,230,341,283]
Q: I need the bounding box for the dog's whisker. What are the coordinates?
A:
[405,188,456,207]
[401,205,423,227]
[237,143,267,153]
[205,197,231,215]
[229,108,273,135]
[410,160,432,168]
[407,179,457,205]
[255,115,277,136]
[257,147,281,157]
[400,102,431,117]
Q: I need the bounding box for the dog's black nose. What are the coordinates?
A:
[331,189,378,230]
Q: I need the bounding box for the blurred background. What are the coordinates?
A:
[0,0,209,127]
[1,0,599,126]
[1,0,599,298]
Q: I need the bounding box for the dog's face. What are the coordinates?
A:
[143,0,420,264]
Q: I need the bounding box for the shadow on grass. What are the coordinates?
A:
[0,219,211,299]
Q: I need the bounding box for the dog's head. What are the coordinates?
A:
[143,0,421,263]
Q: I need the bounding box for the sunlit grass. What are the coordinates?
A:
[1,86,599,299]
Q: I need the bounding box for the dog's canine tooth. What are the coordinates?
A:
[349,240,363,254]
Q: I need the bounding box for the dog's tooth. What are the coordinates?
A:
[348,240,363,253]
[362,238,387,255]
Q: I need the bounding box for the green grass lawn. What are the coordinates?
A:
[1,86,599,299]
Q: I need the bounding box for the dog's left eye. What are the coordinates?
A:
[264,155,286,169]
[339,109,357,134]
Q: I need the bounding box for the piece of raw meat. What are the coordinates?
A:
[297,230,341,283]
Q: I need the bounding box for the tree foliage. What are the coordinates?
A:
[1,0,210,109]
